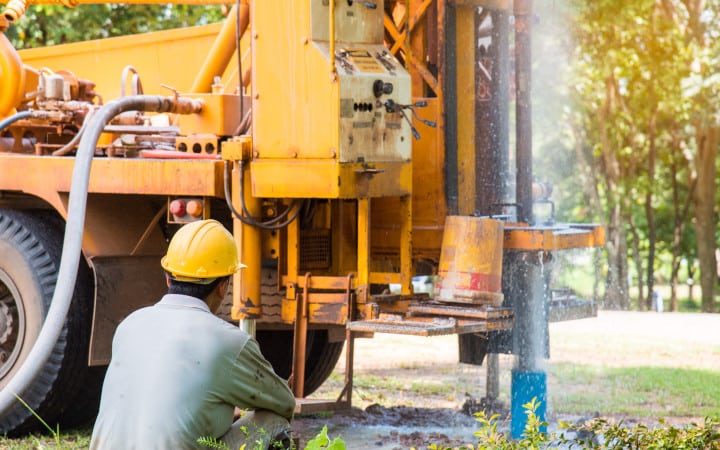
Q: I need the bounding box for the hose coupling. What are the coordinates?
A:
[2,0,27,23]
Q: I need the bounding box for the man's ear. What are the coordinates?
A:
[215,277,230,296]
[165,273,171,288]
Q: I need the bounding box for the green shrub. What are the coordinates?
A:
[199,423,346,450]
[556,416,720,449]
[425,398,720,450]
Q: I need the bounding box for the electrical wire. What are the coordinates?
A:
[223,160,302,229]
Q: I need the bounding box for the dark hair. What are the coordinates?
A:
[167,275,229,300]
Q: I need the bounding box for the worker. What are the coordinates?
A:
[90,219,295,450]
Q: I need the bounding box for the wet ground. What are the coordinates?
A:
[293,405,483,449]
[290,311,720,449]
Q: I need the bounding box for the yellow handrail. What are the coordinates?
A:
[328,0,336,80]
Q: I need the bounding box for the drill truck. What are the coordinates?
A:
[0,0,604,435]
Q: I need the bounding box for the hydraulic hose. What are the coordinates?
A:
[0,94,202,421]
[52,107,96,156]
[0,110,30,133]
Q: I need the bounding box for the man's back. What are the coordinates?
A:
[91,294,294,450]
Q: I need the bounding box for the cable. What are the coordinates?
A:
[223,160,302,230]
[0,110,31,134]
[52,107,97,156]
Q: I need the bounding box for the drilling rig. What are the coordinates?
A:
[0,0,603,436]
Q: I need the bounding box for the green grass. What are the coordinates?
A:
[678,297,703,312]
[321,371,457,402]
[0,429,90,449]
[550,363,720,418]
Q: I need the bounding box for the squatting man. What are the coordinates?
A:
[91,219,296,449]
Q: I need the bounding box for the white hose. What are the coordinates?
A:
[0,95,202,421]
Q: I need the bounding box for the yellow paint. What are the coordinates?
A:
[232,160,263,320]
[18,23,226,100]
[357,198,370,303]
[437,216,504,302]
[250,160,411,199]
[456,6,476,216]
[176,93,242,136]
[189,2,248,93]
[251,0,411,200]
[504,225,606,250]
[371,98,445,259]
[0,155,224,195]
[0,32,24,118]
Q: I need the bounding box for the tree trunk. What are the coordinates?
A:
[605,202,629,309]
[644,112,658,310]
[669,139,695,312]
[693,124,718,312]
[598,74,629,310]
[688,264,696,304]
[627,214,645,310]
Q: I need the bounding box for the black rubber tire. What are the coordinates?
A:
[256,329,344,396]
[219,268,344,396]
[0,209,95,436]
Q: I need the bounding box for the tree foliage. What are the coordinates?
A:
[563,0,719,311]
[4,4,226,49]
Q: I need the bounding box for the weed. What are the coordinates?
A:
[198,423,346,450]
[198,435,232,450]
[304,426,345,450]
[0,395,90,449]
[423,398,720,450]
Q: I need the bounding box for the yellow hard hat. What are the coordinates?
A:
[161,219,246,283]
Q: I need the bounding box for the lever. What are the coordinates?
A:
[383,99,436,140]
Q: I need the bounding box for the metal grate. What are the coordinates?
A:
[299,229,331,270]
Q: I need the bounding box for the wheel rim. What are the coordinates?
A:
[0,268,26,380]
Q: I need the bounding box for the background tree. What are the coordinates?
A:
[4,4,226,49]
[677,0,720,313]
[566,0,717,312]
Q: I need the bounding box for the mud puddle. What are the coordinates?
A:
[292,404,487,449]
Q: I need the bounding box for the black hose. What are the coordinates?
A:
[223,160,302,230]
[0,94,202,419]
[0,110,31,134]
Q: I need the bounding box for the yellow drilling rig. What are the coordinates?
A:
[0,0,603,436]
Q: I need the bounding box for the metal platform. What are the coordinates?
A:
[548,288,597,322]
[347,302,514,336]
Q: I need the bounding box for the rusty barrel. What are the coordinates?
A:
[435,216,504,306]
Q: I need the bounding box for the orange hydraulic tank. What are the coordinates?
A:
[435,216,504,306]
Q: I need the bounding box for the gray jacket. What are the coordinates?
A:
[90,294,295,450]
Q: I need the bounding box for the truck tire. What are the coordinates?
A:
[0,209,95,436]
[218,268,344,396]
[256,329,344,396]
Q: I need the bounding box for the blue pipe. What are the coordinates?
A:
[0,110,31,133]
[511,370,547,438]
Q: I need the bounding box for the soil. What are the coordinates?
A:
[290,311,720,449]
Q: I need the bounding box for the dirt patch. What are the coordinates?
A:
[291,311,720,449]
[292,405,483,449]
